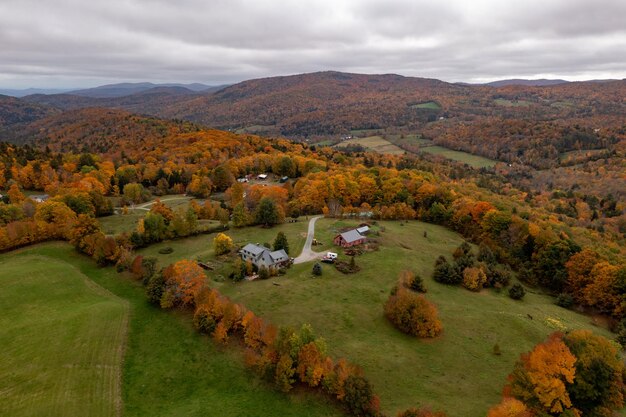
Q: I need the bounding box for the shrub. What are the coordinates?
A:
[146,272,165,305]
[335,259,361,274]
[432,256,462,285]
[258,266,270,280]
[397,408,448,417]
[409,275,427,293]
[508,284,526,300]
[193,305,217,334]
[384,288,442,338]
[556,293,574,308]
[462,267,487,291]
[399,270,426,293]
[486,264,512,288]
[343,375,379,417]
[312,263,322,276]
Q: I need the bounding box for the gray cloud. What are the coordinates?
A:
[0,0,624,88]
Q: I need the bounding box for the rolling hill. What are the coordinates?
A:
[0,95,59,128]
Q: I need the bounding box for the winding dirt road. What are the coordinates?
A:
[293,215,325,264]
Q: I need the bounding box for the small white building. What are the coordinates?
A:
[30,194,49,203]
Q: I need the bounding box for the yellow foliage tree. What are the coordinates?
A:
[213,232,233,255]
[506,332,577,415]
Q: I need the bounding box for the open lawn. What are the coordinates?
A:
[1,243,341,417]
[386,134,433,148]
[0,253,128,417]
[234,124,277,134]
[208,219,618,417]
[410,101,441,110]
[137,220,310,271]
[335,136,405,155]
[100,212,145,235]
[420,145,497,168]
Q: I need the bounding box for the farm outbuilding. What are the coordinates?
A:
[333,229,367,248]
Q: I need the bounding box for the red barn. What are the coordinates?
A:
[333,229,367,248]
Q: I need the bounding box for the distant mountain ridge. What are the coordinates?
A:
[483,79,570,87]
[10,71,626,140]
[67,82,224,98]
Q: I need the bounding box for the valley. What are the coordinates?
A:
[0,71,624,417]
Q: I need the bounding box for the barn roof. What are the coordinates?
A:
[340,229,364,243]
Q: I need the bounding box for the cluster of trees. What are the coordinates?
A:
[138,258,382,416]
[136,257,448,417]
[490,330,625,417]
[129,199,201,247]
[561,249,626,318]
[385,271,441,338]
[432,243,512,292]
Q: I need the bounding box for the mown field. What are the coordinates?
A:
[335,136,406,155]
[420,145,497,168]
[0,253,128,417]
[409,101,441,110]
[0,244,341,417]
[164,218,615,417]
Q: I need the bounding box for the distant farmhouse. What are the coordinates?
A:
[240,243,290,270]
[30,194,49,203]
[333,225,369,248]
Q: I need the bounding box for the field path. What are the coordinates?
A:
[293,215,325,264]
[115,196,192,212]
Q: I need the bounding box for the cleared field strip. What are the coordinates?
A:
[335,135,405,155]
[0,255,128,417]
[420,145,497,168]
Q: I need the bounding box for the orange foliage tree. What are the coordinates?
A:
[162,260,207,307]
[505,332,577,415]
[384,288,442,338]
[486,397,532,417]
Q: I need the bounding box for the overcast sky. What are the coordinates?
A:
[1,0,625,88]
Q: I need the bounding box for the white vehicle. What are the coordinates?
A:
[321,252,338,263]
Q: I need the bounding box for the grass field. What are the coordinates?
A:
[1,243,341,417]
[137,220,309,271]
[234,124,278,134]
[0,253,128,417]
[388,134,433,147]
[207,219,617,417]
[420,145,497,168]
[335,136,405,155]
[410,101,441,110]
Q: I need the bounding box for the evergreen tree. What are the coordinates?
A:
[273,231,290,254]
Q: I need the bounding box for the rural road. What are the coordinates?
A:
[293,215,325,264]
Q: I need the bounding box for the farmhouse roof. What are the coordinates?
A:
[241,243,266,256]
[269,249,289,263]
[340,229,364,244]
